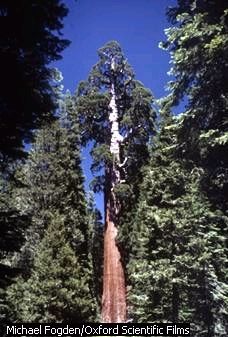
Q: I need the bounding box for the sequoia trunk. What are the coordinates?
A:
[101,196,126,322]
[101,64,127,322]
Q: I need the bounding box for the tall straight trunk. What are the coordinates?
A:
[101,193,126,322]
[101,66,127,322]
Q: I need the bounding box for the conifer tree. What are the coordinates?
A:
[0,0,69,161]
[157,1,228,333]
[161,0,228,210]
[87,193,104,306]
[0,173,28,322]
[128,112,228,335]
[7,211,96,322]
[6,94,98,322]
[76,41,156,322]
[13,94,86,272]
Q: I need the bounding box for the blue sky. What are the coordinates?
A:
[54,0,177,217]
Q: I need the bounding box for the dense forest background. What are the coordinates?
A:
[0,0,227,336]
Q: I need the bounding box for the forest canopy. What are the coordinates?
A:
[0,0,69,163]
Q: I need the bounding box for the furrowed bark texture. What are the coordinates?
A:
[102,201,126,322]
[101,74,127,322]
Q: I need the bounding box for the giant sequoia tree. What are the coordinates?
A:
[76,41,156,322]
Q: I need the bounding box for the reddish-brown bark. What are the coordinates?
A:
[101,64,127,322]
[101,205,126,322]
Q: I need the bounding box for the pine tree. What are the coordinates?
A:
[76,40,156,322]
[128,112,228,335]
[160,0,228,211]
[7,211,96,322]
[0,172,28,322]
[0,0,69,161]
[13,94,87,273]
[87,192,104,307]
[6,94,98,322]
[0,47,67,315]
[155,1,228,334]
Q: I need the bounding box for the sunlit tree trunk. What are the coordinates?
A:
[101,60,127,322]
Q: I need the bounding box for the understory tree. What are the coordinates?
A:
[7,211,96,322]
[0,1,70,317]
[6,94,98,322]
[161,0,228,210]
[76,40,156,322]
[128,0,228,334]
[87,193,104,307]
[0,173,28,322]
[128,114,228,335]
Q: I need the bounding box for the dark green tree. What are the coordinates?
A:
[0,0,69,162]
[0,0,69,318]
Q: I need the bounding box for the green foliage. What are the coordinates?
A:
[161,0,228,211]
[126,2,227,333]
[159,7,228,333]
[0,171,29,322]
[0,2,69,315]
[5,94,98,322]
[1,2,227,328]
[13,96,87,274]
[87,193,104,306]
[7,212,97,322]
[128,115,228,335]
[76,40,156,195]
[0,0,70,161]
[76,42,157,272]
